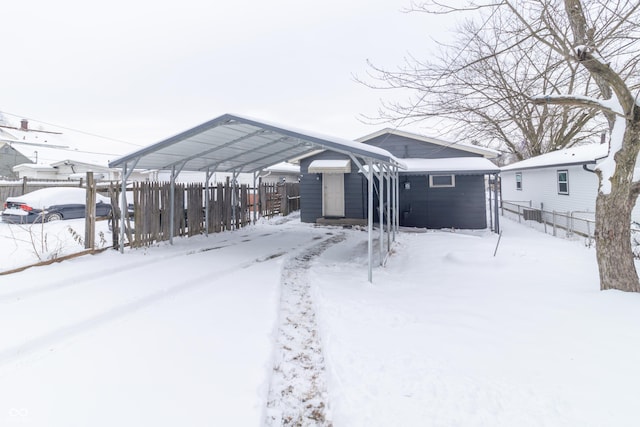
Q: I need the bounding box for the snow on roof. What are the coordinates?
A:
[357,128,501,159]
[401,157,500,174]
[501,144,609,171]
[12,163,56,171]
[308,159,351,173]
[264,162,300,174]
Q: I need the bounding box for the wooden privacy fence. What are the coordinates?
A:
[109,180,299,249]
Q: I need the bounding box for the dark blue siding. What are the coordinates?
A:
[345,173,366,219]
[300,173,323,223]
[363,134,483,159]
[300,152,366,223]
[400,174,487,229]
[299,133,489,229]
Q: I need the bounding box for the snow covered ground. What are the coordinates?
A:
[0,214,639,426]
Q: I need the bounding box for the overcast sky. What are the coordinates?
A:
[0,1,459,156]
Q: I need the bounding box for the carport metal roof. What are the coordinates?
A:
[109,113,401,173]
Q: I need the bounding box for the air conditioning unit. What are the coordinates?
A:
[523,208,542,223]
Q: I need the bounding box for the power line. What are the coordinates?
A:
[0,109,146,155]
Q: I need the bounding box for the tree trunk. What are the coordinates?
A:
[595,182,640,292]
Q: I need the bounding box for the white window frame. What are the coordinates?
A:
[557,170,569,195]
[429,174,456,188]
[516,172,522,191]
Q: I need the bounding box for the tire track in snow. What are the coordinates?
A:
[0,230,289,304]
[265,231,346,427]
[0,249,287,374]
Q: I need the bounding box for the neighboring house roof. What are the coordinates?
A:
[49,159,111,171]
[402,157,500,175]
[357,128,501,159]
[0,122,120,170]
[6,141,114,169]
[501,144,609,172]
[11,163,56,172]
[264,162,300,174]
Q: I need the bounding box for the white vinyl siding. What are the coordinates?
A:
[501,166,597,215]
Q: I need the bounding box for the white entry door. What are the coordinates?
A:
[322,173,345,217]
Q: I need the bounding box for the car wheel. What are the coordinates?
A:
[46,212,63,222]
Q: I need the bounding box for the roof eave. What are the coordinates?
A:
[356,128,501,159]
[402,169,500,175]
[501,159,599,172]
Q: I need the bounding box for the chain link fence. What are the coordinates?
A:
[501,200,640,256]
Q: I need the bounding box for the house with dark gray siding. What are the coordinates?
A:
[299,129,500,229]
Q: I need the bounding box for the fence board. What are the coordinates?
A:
[106,180,298,248]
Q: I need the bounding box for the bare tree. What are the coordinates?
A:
[516,0,640,292]
[384,0,640,292]
[360,1,608,161]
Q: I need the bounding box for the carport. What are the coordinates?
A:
[109,114,403,282]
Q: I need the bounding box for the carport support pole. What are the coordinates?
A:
[488,175,494,232]
[394,166,399,239]
[118,159,138,253]
[367,159,374,283]
[385,165,391,253]
[205,168,213,237]
[253,171,258,224]
[494,173,500,234]
[169,165,176,245]
[232,170,239,229]
[119,165,127,253]
[377,163,384,266]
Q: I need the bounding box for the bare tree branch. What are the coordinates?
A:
[530,94,621,117]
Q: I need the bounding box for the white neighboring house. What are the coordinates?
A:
[501,143,640,233]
